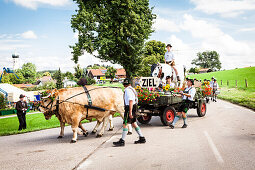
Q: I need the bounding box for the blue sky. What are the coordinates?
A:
[0,0,255,72]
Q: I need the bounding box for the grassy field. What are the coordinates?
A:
[188,67,255,110]
[188,66,255,89]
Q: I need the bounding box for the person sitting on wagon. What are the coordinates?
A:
[164,44,180,81]
[166,76,175,88]
[169,79,196,129]
[212,78,219,102]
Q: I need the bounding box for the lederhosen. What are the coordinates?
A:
[166,61,175,66]
[123,87,138,124]
[178,87,193,113]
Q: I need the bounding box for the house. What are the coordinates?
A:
[34,76,56,86]
[13,84,35,89]
[87,68,126,80]
[199,68,212,74]
[63,78,77,88]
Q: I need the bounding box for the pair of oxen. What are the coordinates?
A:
[39,86,132,143]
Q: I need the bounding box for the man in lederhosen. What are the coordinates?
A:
[15,94,28,130]
[164,44,180,81]
[169,79,196,129]
[113,78,146,147]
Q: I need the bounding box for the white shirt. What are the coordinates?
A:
[210,81,214,88]
[124,86,138,106]
[183,87,196,101]
[212,82,219,90]
[164,51,175,62]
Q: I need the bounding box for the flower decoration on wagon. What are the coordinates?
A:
[136,86,162,104]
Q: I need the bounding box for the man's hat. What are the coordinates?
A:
[214,78,217,81]
[187,79,194,85]
[166,44,172,47]
[211,77,214,79]
[123,78,131,85]
[19,94,25,98]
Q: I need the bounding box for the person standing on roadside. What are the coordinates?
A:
[15,94,28,130]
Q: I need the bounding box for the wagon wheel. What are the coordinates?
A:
[197,101,206,117]
[160,106,176,126]
[137,115,152,124]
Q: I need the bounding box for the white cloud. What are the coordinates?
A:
[190,0,255,17]
[10,0,70,10]
[153,16,180,32]
[239,27,255,32]
[21,30,37,39]
[179,14,254,69]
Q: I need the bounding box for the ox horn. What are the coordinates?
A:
[42,93,51,99]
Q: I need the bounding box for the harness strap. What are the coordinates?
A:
[83,86,92,119]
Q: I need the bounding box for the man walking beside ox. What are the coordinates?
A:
[113,78,146,147]
[15,94,28,130]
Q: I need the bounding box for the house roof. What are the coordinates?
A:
[13,84,35,89]
[40,76,53,82]
[88,68,126,77]
[116,69,126,76]
[199,68,210,72]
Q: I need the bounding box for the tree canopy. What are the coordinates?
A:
[192,51,221,71]
[20,63,37,83]
[71,0,155,78]
[55,68,64,89]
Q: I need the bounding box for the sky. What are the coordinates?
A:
[0,0,255,72]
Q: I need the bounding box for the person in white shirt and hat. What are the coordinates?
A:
[164,44,180,81]
[113,78,146,147]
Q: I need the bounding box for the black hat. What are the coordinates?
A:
[166,76,170,79]
[211,77,214,79]
[204,79,207,81]
[214,78,217,81]
[19,94,25,98]
[166,44,172,47]
[123,78,131,85]
[187,79,194,85]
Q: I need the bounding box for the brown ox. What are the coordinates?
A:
[39,86,126,143]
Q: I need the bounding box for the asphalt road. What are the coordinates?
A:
[0,99,254,170]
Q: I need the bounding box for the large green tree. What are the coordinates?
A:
[71,0,155,78]
[136,40,166,76]
[20,63,37,83]
[105,67,117,82]
[192,51,222,71]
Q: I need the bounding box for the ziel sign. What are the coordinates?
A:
[139,77,160,88]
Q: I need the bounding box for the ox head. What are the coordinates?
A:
[39,89,58,120]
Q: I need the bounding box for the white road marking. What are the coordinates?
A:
[78,160,92,170]
[204,131,224,164]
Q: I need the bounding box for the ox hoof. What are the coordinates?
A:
[91,131,96,134]
[83,131,89,137]
[108,128,114,131]
[57,136,63,139]
[70,140,77,143]
[96,134,103,138]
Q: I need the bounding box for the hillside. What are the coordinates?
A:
[188,67,255,89]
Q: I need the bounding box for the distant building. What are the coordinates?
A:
[34,76,56,86]
[199,68,212,74]
[12,54,20,70]
[63,78,77,88]
[13,84,35,89]
[87,68,126,80]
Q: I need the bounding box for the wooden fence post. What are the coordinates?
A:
[227,80,229,86]
[221,80,222,86]
[245,79,248,88]
[236,80,237,88]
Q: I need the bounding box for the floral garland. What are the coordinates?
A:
[135,86,161,104]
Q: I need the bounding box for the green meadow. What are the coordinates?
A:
[188,67,255,110]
